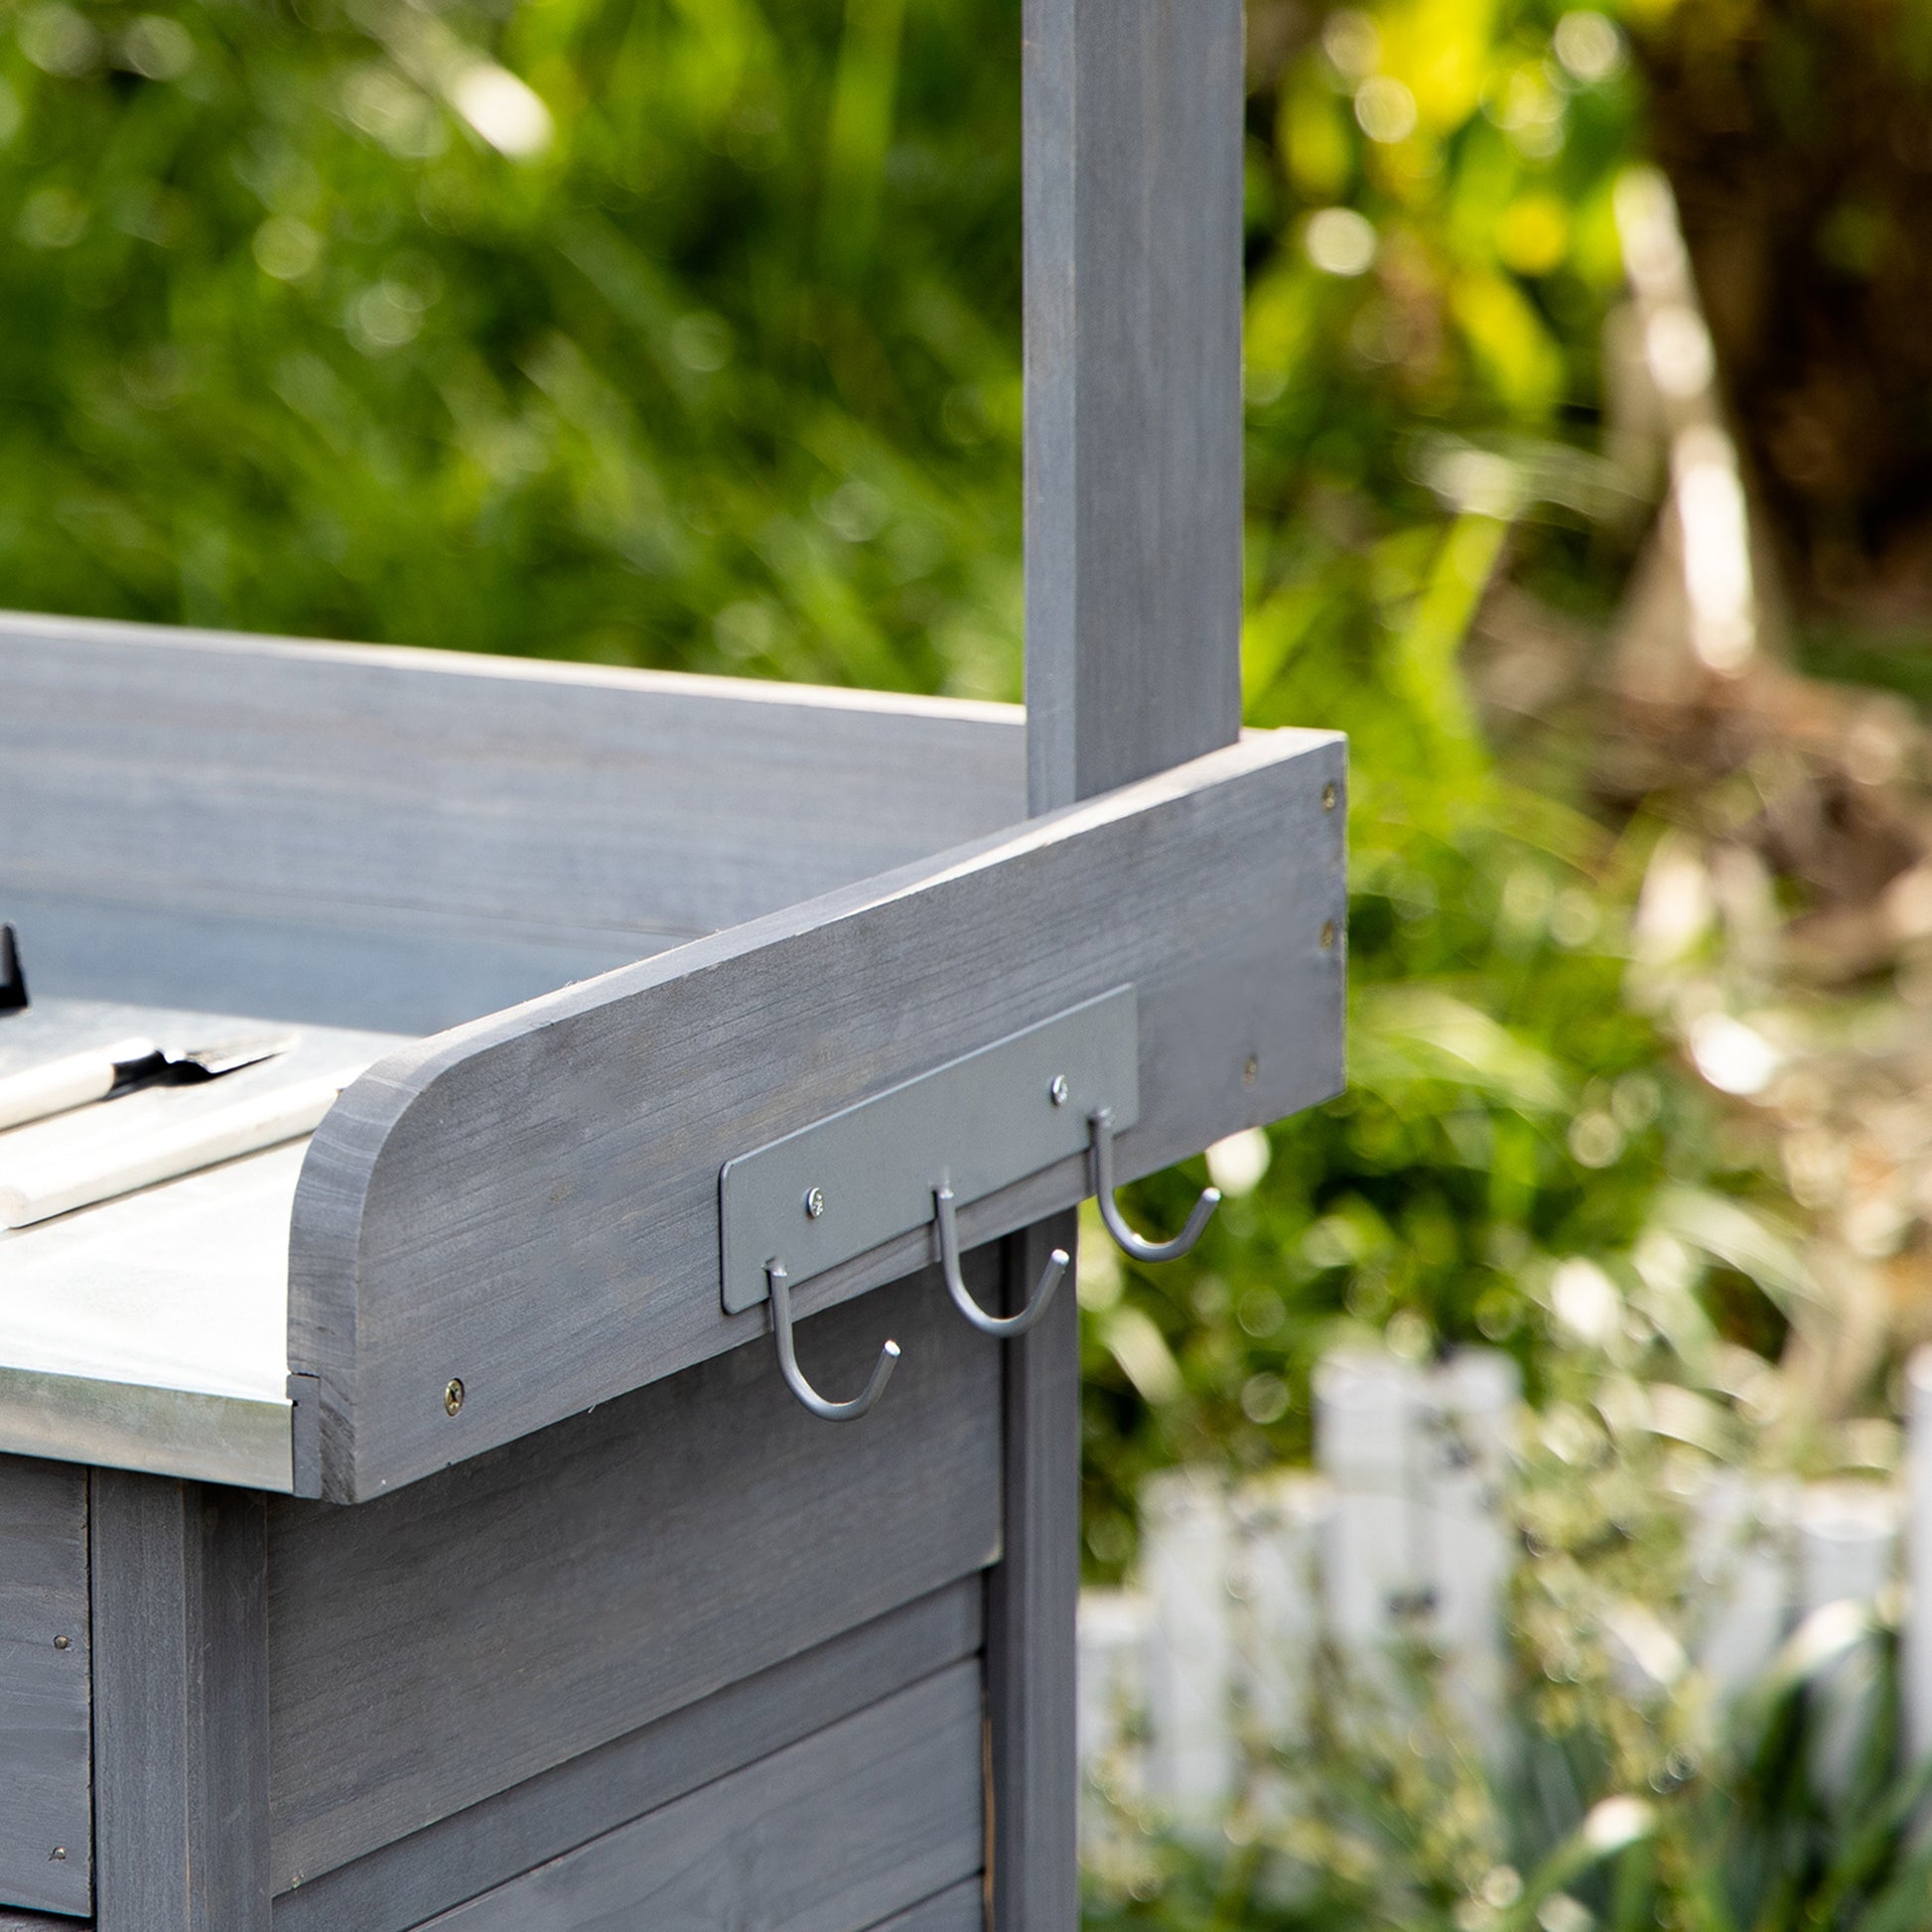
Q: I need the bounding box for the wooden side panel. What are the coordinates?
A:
[89,1474,270,1932]
[292,728,1347,1501]
[272,1582,982,1932]
[0,1458,90,1918]
[0,613,1023,1030]
[410,1662,984,1932]
[868,1878,986,1932]
[266,1271,1002,1892]
[1023,0,1245,811]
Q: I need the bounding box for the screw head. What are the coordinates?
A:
[1322,780,1338,812]
[1320,919,1337,950]
[1048,1074,1071,1108]
[443,1378,465,1417]
[803,1185,827,1220]
[53,1635,69,1651]
[50,1848,66,1863]
[1243,1055,1260,1087]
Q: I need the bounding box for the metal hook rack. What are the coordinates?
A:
[725,984,1221,1421]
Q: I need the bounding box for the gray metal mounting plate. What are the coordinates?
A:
[719,984,1139,1312]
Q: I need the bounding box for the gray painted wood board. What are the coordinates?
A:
[266,1270,1001,1891]
[986,1218,1080,1931]
[292,726,1346,1500]
[412,1661,984,1932]
[866,1877,985,1932]
[89,1474,271,1932]
[1023,0,1245,810]
[0,1457,90,1918]
[0,613,1023,1033]
[272,1580,981,1932]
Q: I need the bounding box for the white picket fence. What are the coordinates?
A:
[1080,1342,1929,1838]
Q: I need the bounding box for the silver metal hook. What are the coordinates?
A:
[765,1261,900,1422]
[1088,1106,1219,1263]
[932,1184,1069,1337]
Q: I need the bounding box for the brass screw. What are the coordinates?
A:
[1319,919,1336,950]
[53,1635,69,1651]
[1322,781,1337,812]
[444,1378,465,1417]
[1242,1055,1259,1087]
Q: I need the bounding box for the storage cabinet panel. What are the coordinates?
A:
[411,1660,984,1932]
[272,1581,982,1932]
[868,1877,985,1932]
[0,1456,90,1918]
[266,1271,1002,1892]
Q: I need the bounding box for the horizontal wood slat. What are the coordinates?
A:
[412,1661,984,1932]
[293,727,1346,1500]
[272,1580,982,1932]
[0,613,1023,1031]
[265,1270,1002,1892]
[867,1877,986,1932]
[0,1457,91,1918]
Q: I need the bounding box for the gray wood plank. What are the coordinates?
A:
[90,1473,270,1932]
[3,890,642,1037]
[0,1458,90,1917]
[0,612,1024,1030]
[0,1912,89,1930]
[1023,0,1246,810]
[986,1216,1080,1932]
[265,1269,1002,1892]
[866,1877,986,1932]
[272,1580,982,1932]
[1014,10,1248,1922]
[412,1661,984,1932]
[291,727,1345,1501]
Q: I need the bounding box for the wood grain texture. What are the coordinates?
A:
[986,1217,1080,1932]
[89,1473,270,1932]
[292,727,1346,1500]
[266,1270,1002,1891]
[3,889,640,1039]
[865,1877,986,1932]
[0,1912,89,1930]
[0,613,1023,1032]
[272,1580,982,1932]
[1023,0,1246,810]
[0,1458,90,1918]
[411,1661,984,1932]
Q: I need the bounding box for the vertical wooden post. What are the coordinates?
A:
[90,1473,271,1932]
[992,0,1247,1921]
[1023,0,1247,814]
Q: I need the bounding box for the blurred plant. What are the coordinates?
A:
[1086,1447,1931,1932]
[0,0,1027,692]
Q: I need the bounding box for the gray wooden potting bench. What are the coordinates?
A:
[0,3,1344,1925]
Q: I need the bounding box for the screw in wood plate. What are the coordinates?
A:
[49,1849,66,1863]
[1243,1055,1259,1087]
[1048,1074,1071,1107]
[53,1635,69,1651]
[1322,781,1337,811]
[443,1378,465,1417]
[803,1185,827,1219]
[1320,919,1336,950]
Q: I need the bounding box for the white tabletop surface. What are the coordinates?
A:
[0,999,407,1486]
